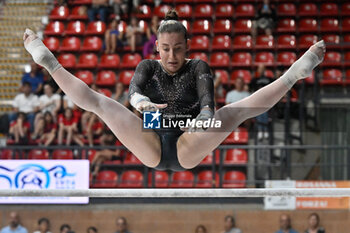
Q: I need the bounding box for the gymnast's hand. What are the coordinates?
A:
[135,100,167,113]
[183,108,214,133]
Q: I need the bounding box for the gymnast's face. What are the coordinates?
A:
[156,32,190,75]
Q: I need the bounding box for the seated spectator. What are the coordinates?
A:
[87,227,98,233]
[9,112,30,145]
[10,82,39,131]
[21,61,44,95]
[275,214,298,233]
[143,15,159,58]
[87,0,109,23]
[225,76,250,105]
[125,16,145,53]
[104,18,124,54]
[195,225,207,233]
[33,111,57,146]
[33,218,51,233]
[305,213,325,233]
[0,211,28,233]
[58,108,84,146]
[222,215,242,233]
[91,129,121,177]
[213,70,226,105]
[113,82,129,106]
[110,0,125,20]
[252,0,276,40]
[63,94,83,126]
[59,224,71,233]
[84,113,104,146]
[115,217,132,233]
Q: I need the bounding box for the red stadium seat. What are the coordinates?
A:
[231,70,251,84]
[76,53,98,69]
[255,35,274,49]
[52,149,74,160]
[43,37,60,52]
[69,0,92,5]
[231,52,252,67]
[341,3,350,17]
[276,52,296,66]
[344,35,350,49]
[345,70,350,85]
[120,53,142,69]
[28,149,49,159]
[235,4,254,17]
[299,19,318,33]
[50,6,69,20]
[192,19,212,35]
[232,35,252,50]
[195,171,219,188]
[255,52,274,67]
[277,19,296,33]
[224,149,248,165]
[181,20,191,34]
[320,69,343,85]
[189,52,208,63]
[117,21,127,34]
[223,127,249,144]
[215,4,234,18]
[124,152,142,165]
[277,35,296,49]
[322,34,340,49]
[210,52,230,68]
[223,171,246,188]
[234,19,252,33]
[44,21,64,36]
[213,19,232,34]
[98,88,112,97]
[319,3,338,17]
[59,36,81,52]
[119,70,134,85]
[119,170,144,188]
[342,18,350,33]
[148,171,169,188]
[211,35,231,51]
[344,52,350,68]
[57,53,76,69]
[82,149,96,161]
[98,54,120,69]
[175,4,192,19]
[298,34,318,49]
[298,3,317,17]
[320,52,342,68]
[190,35,210,51]
[277,3,296,17]
[69,6,88,20]
[65,20,85,36]
[194,4,213,19]
[169,171,194,188]
[0,149,14,159]
[93,170,118,188]
[96,71,116,86]
[80,36,102,52]
[135,5,152,19]
[154,5,172,18]
[85,21,106,35]
[175,0,193,3]
[75,70,94,85]
[320,18,339,33]
[200,150,220,165]
[145,53,160,60]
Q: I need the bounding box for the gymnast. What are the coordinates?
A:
[23,10,325,171]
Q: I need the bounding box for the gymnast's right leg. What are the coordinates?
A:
[23,29,161,167]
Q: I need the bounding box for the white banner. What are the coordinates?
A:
[0,160,89,204]
[264,180,296,210]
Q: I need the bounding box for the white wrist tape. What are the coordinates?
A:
[130,92,151,108]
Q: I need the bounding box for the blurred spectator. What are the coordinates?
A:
[0,211,28,233]
[225,77,250,105]
[33,218,51,233]
[252,0,276,40]
[10,82,39,131]
[58,108,84,146]
[57,0,68,6]
[104,18,124,54]
[126,0,140,17]
[21,61,44,95]
[87,227,98,233]
[113,82,129,106]
[250,64,273,140]
[59,224,71,233]
[110,0,124,20]
[212,70,226,106]
[195,225,207,233]
[9,112,30,144]
[33,111,57,146]
[88,0,109,23]
[63,95,83,127]
[115,217,132,233]
[84,113,104,146]
[275,214,298,233]
[125,16,145,53]
[305,213,325,233]
[222,215,242,233]
[143,15,159,58]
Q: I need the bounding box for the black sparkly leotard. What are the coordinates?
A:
[128,59,215,171]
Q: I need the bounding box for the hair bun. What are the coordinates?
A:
[164,9,179,21]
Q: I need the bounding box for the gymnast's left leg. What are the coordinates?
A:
[177,40,326,169]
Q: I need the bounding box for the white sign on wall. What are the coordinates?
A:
[264,180,296,210]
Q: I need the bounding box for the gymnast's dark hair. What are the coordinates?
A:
[157,9,188,40]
